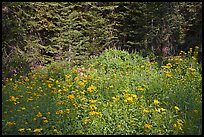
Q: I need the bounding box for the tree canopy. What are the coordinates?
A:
[2,2,202,72]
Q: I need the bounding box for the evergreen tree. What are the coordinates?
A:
[2,2,202,73]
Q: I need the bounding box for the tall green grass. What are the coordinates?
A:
[2,47,202,135]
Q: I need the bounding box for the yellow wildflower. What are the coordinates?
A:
[89,111,97,116]
[132,94,138,100]
[49,77,54,81]
[173,123,177,128]
[87,85,97,92]
[43,119,48,123]
[141,65,145,69]
[112,96,117,101]
[177,119,184,125]
[166,73,172,78]
[174,106,180,111]
[48,84,52,88]
[56,102,61,105]
[153,99,160,105]
[9,96,19,102]
[160,108,166,112]
[56,110,63,115]
[6,121,16,126]
[88,111,102,117]
[164,71,172,78]
[42,117,47,120]
[53,129,58,133]
[33,128,43,133]
[173,119,184,131]
[65,109,70,114]
[188,68,196,72]
[83,118,91,124]
[27,97,33,101]
[18,128,25,133]
[155,108,159,113]
[113,74,117,78]
[36,112,42,118]
[166,63,172,68]
[80,82,85,88]
[109,85,114,88]
[192,56,197,60]
[189,48,192,53]
[161,66,168,69]
[67,94,75,100]
[143,109,149,113]
[137,86,145,91]
[144,124,153,129]
[89,100,97,104]
[155,108,167,114]
[26,128,32,132]
[81,97,86,101]
[89,105,97,111]
[21,107,26,111]
[126,96,133,103]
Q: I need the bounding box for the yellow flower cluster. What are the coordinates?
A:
[56,110,63,115]
[88,111,103,117]
[112,96,120,101]
[67,94,75,100]
[42,117,48,124]
[89,100,97,104]
[87,85,97,93]
[79,81,86,88]
[9,96,19,104]
[143,109,149,113]
[136,86,145,91]
[155,107,167,113]
[6,121,16,126]
[82,118,91,124]
[21,107,26,111]
[33,128,43,133]
[36,112,43,118]
[188,68,196,72]
[173,119,184,131]
[144,124,153,129]
[18,128,25,133]
[164,71,172,78]
[174,106,180,113]
[27,97,33,102]
[161,63,172,69]
[124,93,138,103]
[89,105,97,111]
[65,74,72,83]
[179,50,187,55]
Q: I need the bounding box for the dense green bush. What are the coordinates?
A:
[2,48,201,135]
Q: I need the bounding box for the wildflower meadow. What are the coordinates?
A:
[2,47,202,135]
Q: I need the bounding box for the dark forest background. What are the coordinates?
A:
[2,2,202,78]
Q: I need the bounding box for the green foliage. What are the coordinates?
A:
[2,49,201,135]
